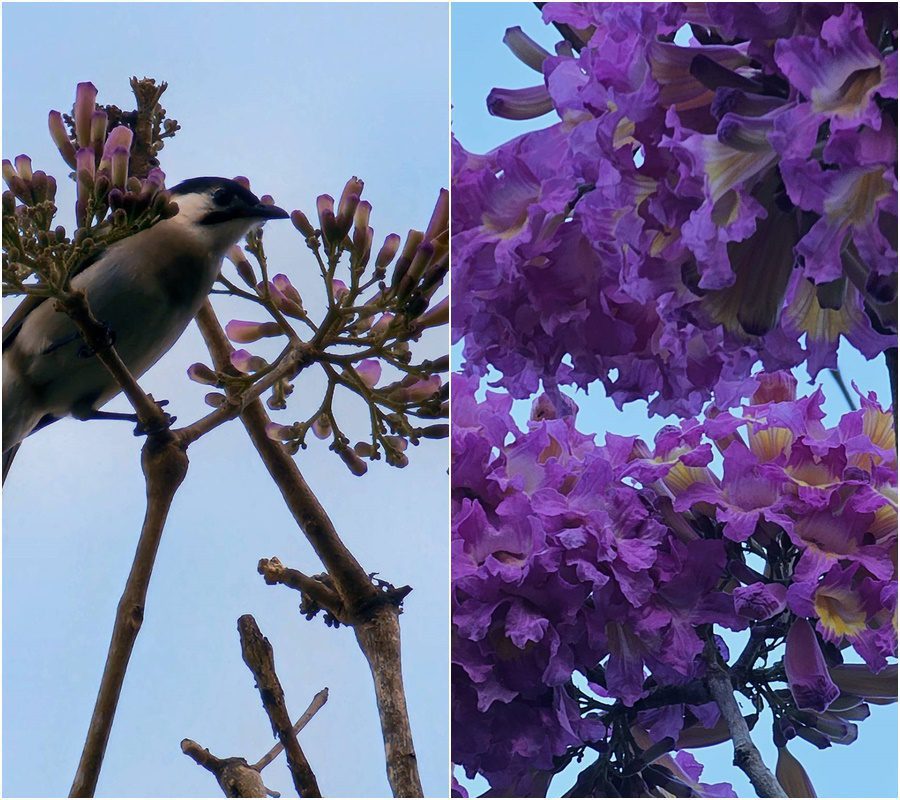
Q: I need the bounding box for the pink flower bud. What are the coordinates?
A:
[230,349,268,373]
[266,422,294,442]
[423,188,449,242]
[2,160,16,185]
[355,359,382,389]
[290,209,316,237]
[225,319,282,344]
[90,111,108,155]
[204,392,227,408]
[226,245,256,287]
[110,147,129,189]
[101,125,134,162]
[232,175,251,189]
[413,296,449,330]
[338,446,368,476]
[375,233,401,270]
[74,82,98,147]
[272,274,302,305]
[312,415,332,440]
[48,111,77,168]
[353,199,372,232]
[14,155,32,182]
[187,362,218,385]
[385,435,408,452]
[331,279,350,304]
[354,441,375,458]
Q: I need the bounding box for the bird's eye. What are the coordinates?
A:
[212,188,232,206]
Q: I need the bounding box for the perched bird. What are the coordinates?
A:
[2,176,288,480]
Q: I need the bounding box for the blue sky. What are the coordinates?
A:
[452,3,897,798]
[3,3,448,797]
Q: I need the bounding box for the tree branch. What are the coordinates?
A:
[195,301,424,797]
[238,615,322,798]
[704,641,785,798]
[70,434,189,797]
[182,687,328,797]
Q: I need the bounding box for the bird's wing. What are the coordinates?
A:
[3,247,108,351]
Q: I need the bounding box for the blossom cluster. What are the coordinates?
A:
[451,371,897,796]
[452,3,897,416]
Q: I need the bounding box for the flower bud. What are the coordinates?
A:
[372,312,395,337]
[232,175,250,189]
[272,274,302,305]
[419,424,449,439]
[317,194,340,244]
[266,422,294,441]
[412,296,449,330]
[354,359,382,389]
[2,160,16,186]
[290,209,316,238]
[375,233,401,270]
[204,392,227,408]
[48,111,77,168]
[503,26,552,72]
[224,319,282,343]
[312,415,332,440]
[226,245,256,287]
[331,279,350,304]
[230,349,269,373]
[101,125,134,164]
[187,363,219,385]
[335,192,360,239]
[354,441,375,458]
[14,155,33,182]
[423,188,449,243]
[776,746,817,798]
[337,445,368,476]
[110,147,130,189]
[74,82,98,147]
[354,223,374,268]
[90,111,108,155]
[390,230,424,291]
[487,85,553,120]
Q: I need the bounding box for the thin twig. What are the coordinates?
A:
[828,368,856,412]
[70,435,189,797]
[238,615,322,798]
[253,688,330,771]
[704,640,785,798]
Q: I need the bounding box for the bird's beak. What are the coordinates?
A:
[252,203,289,220]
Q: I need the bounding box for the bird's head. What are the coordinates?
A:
[166,176,289,251]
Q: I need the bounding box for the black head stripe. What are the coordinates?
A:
[168,176,261,207]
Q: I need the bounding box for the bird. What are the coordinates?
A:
[2,176,288,481]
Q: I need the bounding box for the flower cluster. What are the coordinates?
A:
[2,79,178,300]
[188,179,450,475]
[452,3,897,416]
[451,371,896,796]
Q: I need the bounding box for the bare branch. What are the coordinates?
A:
[70,435,189,797]
[195,302,424,797]
[238,615,322,798]
[181,740,277,798]
[704,641,785,798]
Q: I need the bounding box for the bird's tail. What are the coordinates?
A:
[2,367,43,483]
[2,444,20,485]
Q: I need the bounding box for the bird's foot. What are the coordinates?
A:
[133,399,176,437]
[77,323,116,358]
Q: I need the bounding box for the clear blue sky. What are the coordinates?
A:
[452,4,897,798]
[3,3,448,797]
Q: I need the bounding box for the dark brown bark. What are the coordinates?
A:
[238,615,322,798]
